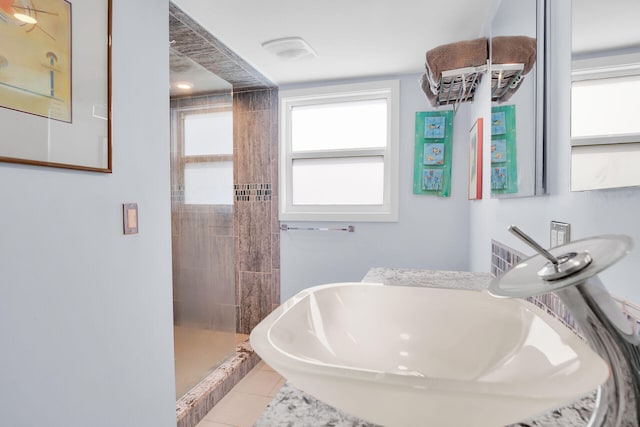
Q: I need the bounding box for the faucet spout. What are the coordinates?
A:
[489,230,637,427]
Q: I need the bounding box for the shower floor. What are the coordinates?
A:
[174,324,248,399]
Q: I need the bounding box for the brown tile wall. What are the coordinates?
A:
[234,88,280,334]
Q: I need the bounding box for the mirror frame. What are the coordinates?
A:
[0,0,112,173]
[489,0,548,197]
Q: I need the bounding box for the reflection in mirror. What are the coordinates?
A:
[489,0,546,198]
[571,0,640,191]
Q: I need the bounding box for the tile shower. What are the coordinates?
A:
[169,3,280,426]
[170,92,237,399]
[169,88,279,427]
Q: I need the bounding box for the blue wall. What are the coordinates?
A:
[279,75,472,300]
[0,1,176,425]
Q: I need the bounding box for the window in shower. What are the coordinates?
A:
[180,108,233,205]
[170,95,236,399]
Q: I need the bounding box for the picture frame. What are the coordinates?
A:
[413,110,453,197]
[491,105,519,194]
[0,0,112,173]
[468,118,483,200]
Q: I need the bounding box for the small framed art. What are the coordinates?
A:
[413,110,453,197]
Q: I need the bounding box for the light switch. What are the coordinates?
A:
[123,203,139,235]
[550,221,570,247]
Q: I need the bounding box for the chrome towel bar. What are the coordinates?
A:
[280,224,355,232]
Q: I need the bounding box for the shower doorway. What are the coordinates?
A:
[170,49,237,399]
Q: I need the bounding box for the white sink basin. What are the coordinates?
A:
[250,282,609,427]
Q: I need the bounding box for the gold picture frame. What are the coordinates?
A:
[0,0,112,172]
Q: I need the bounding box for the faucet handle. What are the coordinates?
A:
[508,224,592,281]
[508,225,560,265]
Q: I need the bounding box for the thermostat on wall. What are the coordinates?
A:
[123,203,139,235]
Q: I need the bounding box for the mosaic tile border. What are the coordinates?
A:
[234,183,272,202]
[491,239,640,339]
[490,239,525,277]
[171,185,185,203]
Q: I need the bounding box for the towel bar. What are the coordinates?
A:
[280,224,355,232]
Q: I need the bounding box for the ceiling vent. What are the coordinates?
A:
[261,37,317,61]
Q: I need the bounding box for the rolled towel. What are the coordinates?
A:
[491,36,537,75]
[420,73,439,107]
[425,38,488,85]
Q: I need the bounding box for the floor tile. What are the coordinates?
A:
[200,390,274,427]
[197,420,238,427]
[194,359,286,427]
[233,368,283,397]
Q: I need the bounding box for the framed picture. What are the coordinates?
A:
[413,110,453,197]
[0,0,112,172]
[491,105,518,194]
[468,118,483,200]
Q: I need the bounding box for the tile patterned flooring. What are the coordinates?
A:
[195,361,285,427]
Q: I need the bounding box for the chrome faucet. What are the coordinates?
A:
[489,226,639,427]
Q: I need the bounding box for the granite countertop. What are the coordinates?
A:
[254,268,595,427]
[362,267,493,290]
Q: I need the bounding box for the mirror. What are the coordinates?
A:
[489,0,546,198]
[0,0,112,172]
[570,0,640,191]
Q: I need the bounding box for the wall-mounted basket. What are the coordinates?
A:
[491,63,525,102]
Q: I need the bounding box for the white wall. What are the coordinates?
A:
[0,1,176,426]
[280,74,472,300]
[470,0,640,303]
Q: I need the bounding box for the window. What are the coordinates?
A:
[177,107,233,205]
[571,55,640,190]
[572,74,640,141]
[279,80,399,221]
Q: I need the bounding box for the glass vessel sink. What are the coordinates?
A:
[250,282,609,427]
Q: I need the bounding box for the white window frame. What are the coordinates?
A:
[572,53,640,146]
[279,80,399,222]
[571,53,640,191]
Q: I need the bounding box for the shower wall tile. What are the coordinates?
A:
[234,111,272,185]
[238,272,273,334]
[209,304,236,333]
[233,87,280,334]
[235,88,274,112]
[236,201,272,272]
[272,268,281,307]
[209,236,235,305]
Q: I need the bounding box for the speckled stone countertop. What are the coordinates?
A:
[362,267,493,290]
[254,268,595,427]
